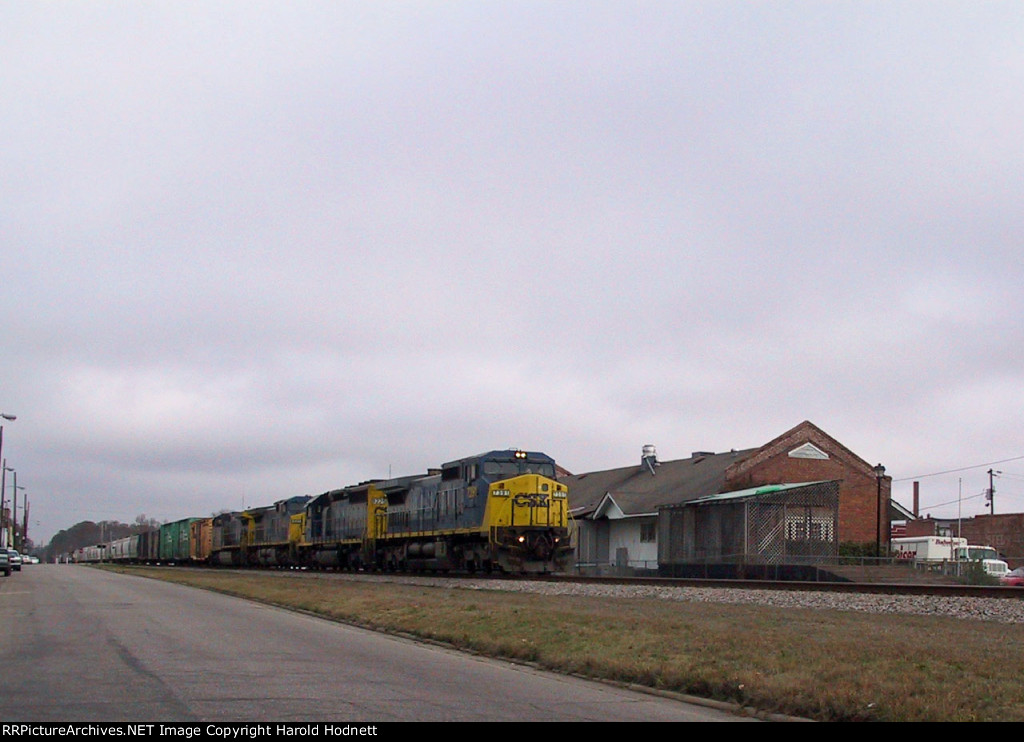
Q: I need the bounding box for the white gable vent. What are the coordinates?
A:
[788,442,829,460]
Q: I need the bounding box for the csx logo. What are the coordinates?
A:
[513,493,549,507]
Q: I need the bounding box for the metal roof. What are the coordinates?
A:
[681,480,831,507]
[563,448,758,517]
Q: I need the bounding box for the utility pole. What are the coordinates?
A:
[874,463,886,558]
[11,470,18,551]
[958,478,962,540]
[22,493,28,549]
[988,469,998,515]
[0,458,6,548]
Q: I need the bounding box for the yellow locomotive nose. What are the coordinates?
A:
[485,474,568,528]
[479,472,572,573]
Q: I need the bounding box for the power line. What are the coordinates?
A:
[894,455,1024,482]
[914,489,988,512]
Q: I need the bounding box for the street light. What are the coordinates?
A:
[874,463,886,558]
[1,466,12,549]
[0,413,16,549]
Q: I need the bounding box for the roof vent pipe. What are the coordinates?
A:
[642,444,659,475]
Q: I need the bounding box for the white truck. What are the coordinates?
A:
[891,536,1009,577]
[955,544,1009,578]
[892,535,963,563]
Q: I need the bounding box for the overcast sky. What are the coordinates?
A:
[3,2,1022,547]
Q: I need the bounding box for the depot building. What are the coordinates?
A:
[562,420,895,576]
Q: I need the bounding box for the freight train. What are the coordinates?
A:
[72,449,574,574]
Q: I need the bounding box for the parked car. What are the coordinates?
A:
[6,549,22,572]
[0,549,9,577]
[1000,567,1024,586]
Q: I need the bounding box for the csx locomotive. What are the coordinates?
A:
[78,449,574,574]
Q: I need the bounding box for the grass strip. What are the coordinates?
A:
[111,567,1024,722]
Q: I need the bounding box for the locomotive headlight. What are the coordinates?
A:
[517,535,526,543]
[514,450,527,459]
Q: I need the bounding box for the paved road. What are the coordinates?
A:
[0,565,755,722]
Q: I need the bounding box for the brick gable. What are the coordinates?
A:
[724,420,890,545]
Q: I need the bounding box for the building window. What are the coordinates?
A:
[640,522,656,543]
[786,519,807,541]
[785,508,835,542]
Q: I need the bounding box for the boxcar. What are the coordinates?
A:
[159,517,201,563]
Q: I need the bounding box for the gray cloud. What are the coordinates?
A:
[2,3,1022,544]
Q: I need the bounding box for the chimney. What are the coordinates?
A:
[913,481,919,518]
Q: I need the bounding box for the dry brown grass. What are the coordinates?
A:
[112,567,1024,722]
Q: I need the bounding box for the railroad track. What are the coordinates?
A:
[342,569,1024,599]
[107,562,1024,599]
[549,573,1024,599]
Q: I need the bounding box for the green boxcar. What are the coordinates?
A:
[159,517,201,563]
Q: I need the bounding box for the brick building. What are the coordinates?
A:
[904,513,1024,567]
[565,420,892,572]
[724,421,891,545]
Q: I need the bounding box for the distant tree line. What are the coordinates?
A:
[41,514,162,562]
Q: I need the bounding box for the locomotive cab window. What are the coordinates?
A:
[483,461,556,478]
